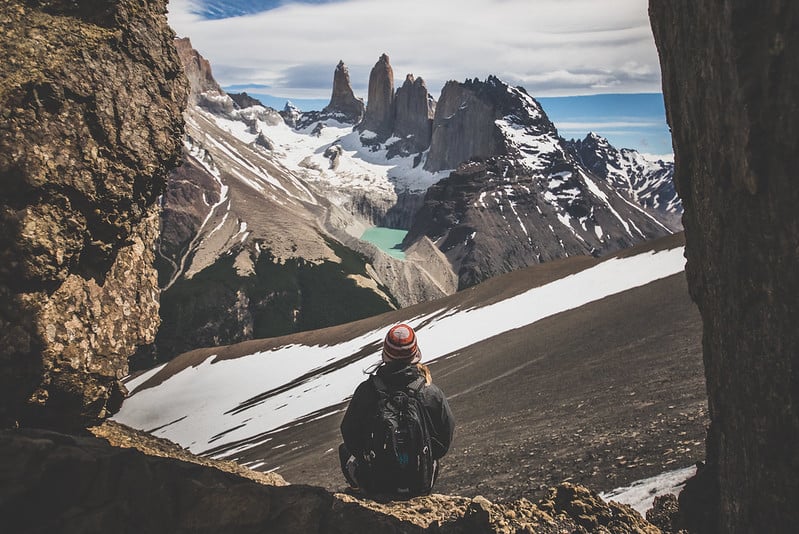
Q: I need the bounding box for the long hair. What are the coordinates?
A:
[417,363,432,385]
[366,361,432,385]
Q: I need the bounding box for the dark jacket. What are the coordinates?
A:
[340,362,455,460]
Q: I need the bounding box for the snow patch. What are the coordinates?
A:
[601,465,696,515]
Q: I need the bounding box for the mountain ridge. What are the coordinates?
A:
[147,44,680,363]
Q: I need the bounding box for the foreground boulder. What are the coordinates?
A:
[0,0,187,429]
[0,424,662,533]
[650,0,799,532]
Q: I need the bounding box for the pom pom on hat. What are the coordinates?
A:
[382,323,421,364]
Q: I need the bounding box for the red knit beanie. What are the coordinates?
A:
[382,324,421,364]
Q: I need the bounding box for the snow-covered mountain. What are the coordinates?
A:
[404,76,677,288]
[566,132,681,217]
[137,40,455,367]
[143,42,680,363]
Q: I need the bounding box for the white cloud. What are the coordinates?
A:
[168,0,662,100]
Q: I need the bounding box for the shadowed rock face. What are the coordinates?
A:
[358,53,395,138]
[424,78,509,172]
[323,60,365,123]
[650,1,799,532]
[0,0,187,429]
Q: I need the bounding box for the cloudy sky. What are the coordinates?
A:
[168,0,673,156]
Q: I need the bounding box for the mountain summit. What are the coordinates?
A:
[322,60,365,123]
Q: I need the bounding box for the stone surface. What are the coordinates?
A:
[358,53,395,139]
[174,36,222,98]
[650,1,799,532]
[323,60,365,124]
[0,0,187,428]
[229,91,264,109]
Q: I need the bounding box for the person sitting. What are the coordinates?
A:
[339,323,455,497]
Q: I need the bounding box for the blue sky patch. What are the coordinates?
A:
[192,0,340,19]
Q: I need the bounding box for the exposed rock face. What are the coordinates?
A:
[0,0,187,428]
[424,77,510,172]
[358,53,395,139]
[229,91,264,109]
[389,74,435,157]
[174,36,235,115]
[322,60,365,123]
[174,36,222,98]
[650,1,799,532]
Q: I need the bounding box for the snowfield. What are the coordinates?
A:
[213,111,450,195]
[115,246,687,458]
[601,465,696,514]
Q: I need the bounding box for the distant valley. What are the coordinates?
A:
[134,39,681,368]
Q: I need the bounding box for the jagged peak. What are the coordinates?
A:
[323,58,364,123]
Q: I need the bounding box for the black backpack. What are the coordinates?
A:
[363,374,435,496]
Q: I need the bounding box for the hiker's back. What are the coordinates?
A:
[365,373,434,496]
[339,324,455,497]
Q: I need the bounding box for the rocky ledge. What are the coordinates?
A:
[0,422,662,533]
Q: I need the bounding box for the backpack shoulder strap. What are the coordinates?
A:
[407,376,425,396]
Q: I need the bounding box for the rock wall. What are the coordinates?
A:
[174,36,222,100]
[174,36,234,115]
[390,74,435,156]
[424,80,505,172]
[0,0,187,429]
[650,1,799,532]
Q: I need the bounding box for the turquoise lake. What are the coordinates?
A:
[360,227,408,260]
